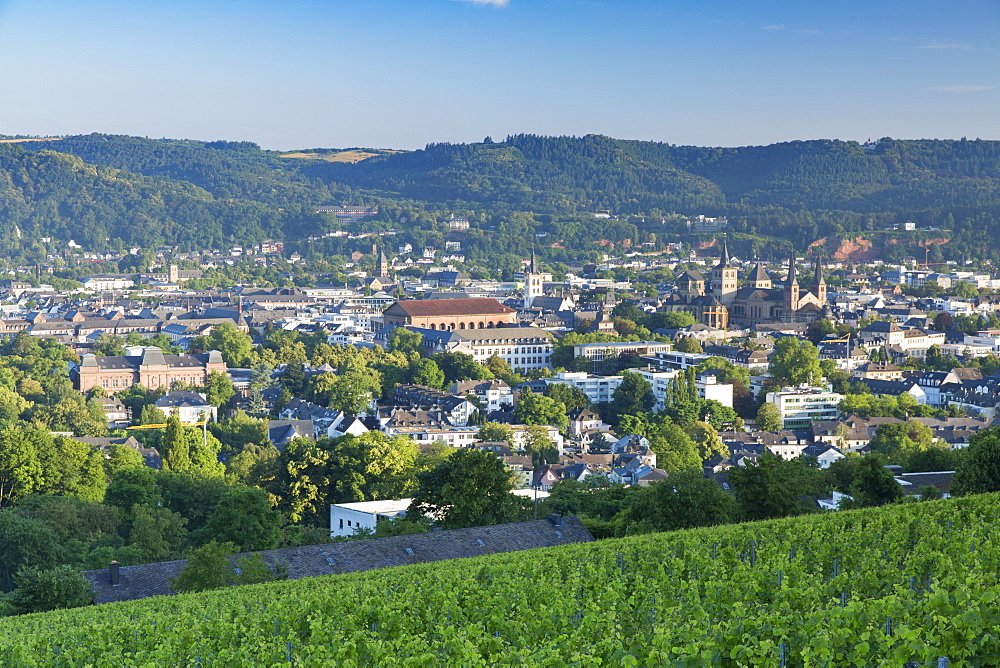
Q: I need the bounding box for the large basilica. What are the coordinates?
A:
[663,243,832,328]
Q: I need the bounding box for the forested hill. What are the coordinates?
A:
[312,134,1000,249]
[7,133,1000,258]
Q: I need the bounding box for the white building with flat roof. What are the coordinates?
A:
[765,385,844,430]
[543,371,624,405]
[330,499,412,538]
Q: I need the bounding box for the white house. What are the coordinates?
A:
[330,499,412,538]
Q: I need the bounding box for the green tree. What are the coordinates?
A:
[647,423,703,473]
[621,470,737,533]
[209,411,269,455]
[477,421,514,443]
[272,437,333,524]
[674,336,703,353]
[386,327,424,355]
[756,402,783,431]
[514,389,569,430]
[0,429,44,508]
[408,448,520,529]
[105,442,147,475]
[129,503,188,562]
[869,420,936,467]
[522,424,559,468]
[728,452,824,521]
[234,552,277,585]
[169,540,237,593]
[0,511,61,592]
[45,436,107,503]
[0,387,30,424]
[485,355,522,387]
[203,371,236,408]
[952,427,1000,496]
[544,383,589,412]
[198,486,281,551]
[685,421,727,461]
[6,565,94,614]
[661,311,696,329]
[769,337,822,387]
[843,453,904,508]
[431,352,493,385]
[409,358,446,389]
[104,466,161,516]
[606,371,654,425]
[190,322,253,367]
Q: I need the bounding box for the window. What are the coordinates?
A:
[339,519,343,529]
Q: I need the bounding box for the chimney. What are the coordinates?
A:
[109,561,120,586]
[547,513,563,527]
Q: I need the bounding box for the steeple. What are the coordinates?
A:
[523,248,543,309]
[710,238,738,305]
[716,239,733,268]
[784,255,800,314]
[376,246,391,278]
[813,255,827,304]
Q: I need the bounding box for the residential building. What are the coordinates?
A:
[543,371,624,405]
[765,385,844,429]
[154,391,218,423]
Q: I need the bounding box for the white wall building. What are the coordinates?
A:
[543,371,624,405]
[765,385,844,430]
[330,499,412,538]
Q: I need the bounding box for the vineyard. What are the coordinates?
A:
[4,494,1000,665]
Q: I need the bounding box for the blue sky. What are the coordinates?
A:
[0,0,996,149]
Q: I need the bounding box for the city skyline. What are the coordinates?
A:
[0,0,997,150]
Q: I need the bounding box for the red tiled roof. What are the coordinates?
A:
[386,299,516,317]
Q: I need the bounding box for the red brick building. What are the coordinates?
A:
[382,299,518,331]
[75,347,228,394]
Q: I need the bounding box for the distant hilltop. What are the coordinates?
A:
[0,133,997,262]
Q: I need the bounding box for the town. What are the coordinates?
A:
[0,219,996,573]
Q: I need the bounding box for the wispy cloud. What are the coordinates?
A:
[762,24,785,31]
[452,0,509,6]
[933,85,992,93]
[919,43,970,50]
[795,28,820,34]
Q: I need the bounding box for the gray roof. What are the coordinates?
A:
[82,515,593,604]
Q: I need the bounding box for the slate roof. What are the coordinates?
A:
[82,515,593,604]
[155,391,212,409]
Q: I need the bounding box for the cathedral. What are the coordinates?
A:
[662,242,831,328]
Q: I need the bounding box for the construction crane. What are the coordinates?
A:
[128,418,210,448]
[920,247,949,268]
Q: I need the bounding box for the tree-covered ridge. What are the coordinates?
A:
[6,132,1000,258]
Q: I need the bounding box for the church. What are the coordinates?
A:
[662,242,832,328]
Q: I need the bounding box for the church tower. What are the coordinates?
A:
[677,270,706,302]
[784,255,800,313]
[747,262,772,290]
[710,240,738,305]
[375,246,392,278]
[813,256,827,305]
[524,248,544,308]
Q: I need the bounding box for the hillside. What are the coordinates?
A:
[6,133,1000,260]
[3,494,1000,665]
